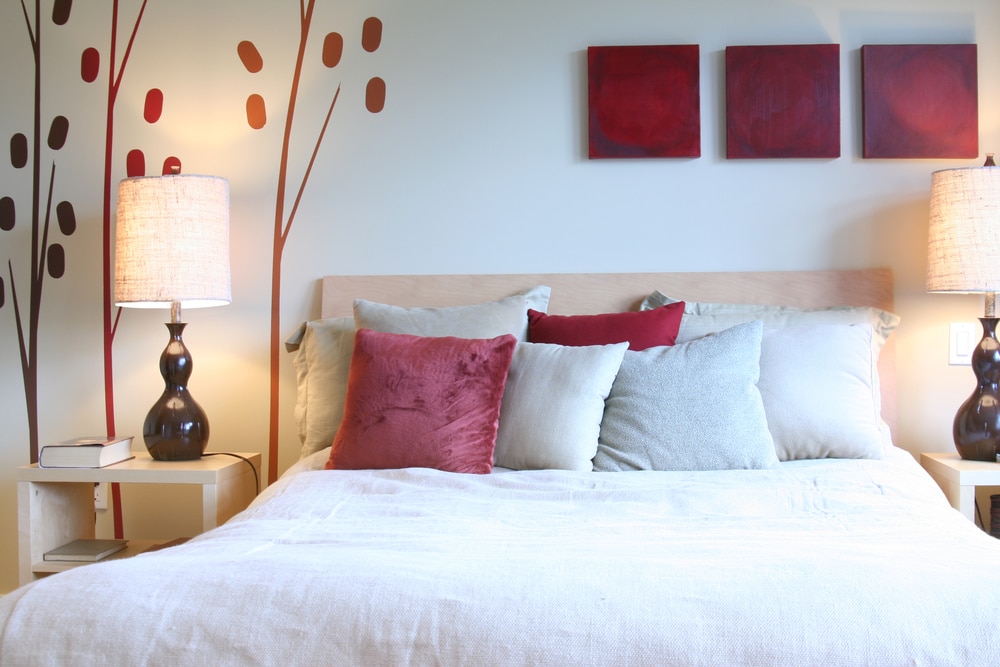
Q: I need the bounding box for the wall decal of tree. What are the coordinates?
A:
[2,0,178,537]
[238,3,385,484]
[2,0,79,464]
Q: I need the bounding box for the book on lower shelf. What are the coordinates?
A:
[43,538,128,562]
[38,435,134,468]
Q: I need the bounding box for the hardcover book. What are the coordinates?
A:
[38,436,135,469]
[43,538,128,562]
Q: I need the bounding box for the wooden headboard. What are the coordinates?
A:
[321,269,896,438]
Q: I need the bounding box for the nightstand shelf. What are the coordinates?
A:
[920,452,1000,523]
[17,450,260,586]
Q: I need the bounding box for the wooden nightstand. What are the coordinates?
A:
[16,450,260,586]
[920,452,1000,523]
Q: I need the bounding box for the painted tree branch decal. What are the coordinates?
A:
[238,3,385,484]
[89,0,179,447]
[87,0,182,538]
[2,0,78,463]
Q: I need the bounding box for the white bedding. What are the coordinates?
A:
[2,447,999,666]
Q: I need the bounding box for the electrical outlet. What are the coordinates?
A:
[94,482,108,510]
[950,322,977,365]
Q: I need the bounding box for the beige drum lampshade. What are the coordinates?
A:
[115,174,231,309]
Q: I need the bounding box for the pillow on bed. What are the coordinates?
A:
[493,341,627,471]
[640,291,899,461]
[640,290,899,345]
[759,323,889,460]
[355,285,551,340]
[286,287,550,459]
[287,316,356,460]
[594,321,778,472]
[526,302,684,350]
[327,329,517,474]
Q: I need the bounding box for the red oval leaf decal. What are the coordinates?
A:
[162,157,181,175]
[126,149,145,177]
[0,196,15,231]
[246,94,267,129]
[52,0,72,26]
[47,116,69,150]
[81,47,100,83]
[56,201,76,236]
[322,32,343,68]
[10,133,28,168]
[144,88,164,123]
[366,77,386,113]
[47,243,66,279]
[237,40,263,73]
[361,17,382,53]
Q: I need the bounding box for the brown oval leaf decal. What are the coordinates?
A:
[362,17,382,53]
[322,32,343,68]
[238,41,263,73]
[246,94,267,129]
[366,77,386,113]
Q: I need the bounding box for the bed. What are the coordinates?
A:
[2,269,1000,666]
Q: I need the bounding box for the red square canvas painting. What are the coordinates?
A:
[861,44,978,159]
[726,44,840,159]
[588,45,700,159]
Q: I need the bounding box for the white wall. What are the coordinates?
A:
[1,0,998,592]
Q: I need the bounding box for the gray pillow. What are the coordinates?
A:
[594,321,778,471]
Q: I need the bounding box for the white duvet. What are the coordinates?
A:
[2,447,999,666]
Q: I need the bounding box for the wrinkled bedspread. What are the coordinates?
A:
[2,447,999,666]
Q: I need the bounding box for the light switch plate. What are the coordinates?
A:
[950,322,977,365]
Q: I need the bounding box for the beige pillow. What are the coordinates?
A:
[640,290,899,346]
[287,317,356,460]
[355,285,551,341]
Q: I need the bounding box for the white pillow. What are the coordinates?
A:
[286,286,551,459]
[494,342,627,471]
[759,323,888,460]
[355,285,551,341]
[594,321,778,472]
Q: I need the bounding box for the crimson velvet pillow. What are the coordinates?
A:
[527,302,684,350]
[326,328,517,474]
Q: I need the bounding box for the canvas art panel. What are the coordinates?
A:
[861,44,978,159]
[588,45,701,159]
[725,44,841,159]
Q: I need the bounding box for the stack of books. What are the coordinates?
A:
[38,435,134,468]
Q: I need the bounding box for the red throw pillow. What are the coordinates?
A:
[326,329,517,474]
[527,302,684,350]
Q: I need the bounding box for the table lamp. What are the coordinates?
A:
[114,173,231,461]
[927,153,1000,461]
